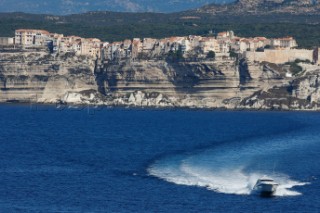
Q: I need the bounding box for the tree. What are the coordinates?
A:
[166,48,184,62]
[264,45,271,49]
[256,47,264,52]
[229,50,238,59]
[206,51,216,59]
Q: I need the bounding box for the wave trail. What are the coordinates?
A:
[148,132,314,196]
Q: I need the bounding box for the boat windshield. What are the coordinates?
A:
[259,179,274,182]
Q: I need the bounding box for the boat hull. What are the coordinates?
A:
[254,183,278,196]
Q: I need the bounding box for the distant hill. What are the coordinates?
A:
[196,0,320,15]
[0,0,234,14]
[0,0,320,48]
[2,0,318,15]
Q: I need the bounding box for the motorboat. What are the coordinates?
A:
[253,177,278,196]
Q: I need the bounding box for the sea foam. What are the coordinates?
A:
[148,134,310,196]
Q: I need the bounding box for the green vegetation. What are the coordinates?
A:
[256,47,264,52]
[285,62,303,75]
[0,13,320,48]
[166,49,184,62]
[294,59,311,64]
[206,51,215,59]
[229,50,238,58]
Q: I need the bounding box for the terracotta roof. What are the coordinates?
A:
[254,37,267,41]
[16,29,50,34]
[63,36,82,40]
[274,36,294,41]
[168,37,185,42]
[112,42,122,45]
[200,37,216,42]
[86,38,101,42]
[217,32,228,36]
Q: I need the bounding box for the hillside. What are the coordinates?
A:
[197,0,320,15]
[0,0,233,14]
[1,0,320,48]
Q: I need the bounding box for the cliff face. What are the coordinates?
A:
[1,51,320,110]
[0,52,98,104]
[95,59,241,108]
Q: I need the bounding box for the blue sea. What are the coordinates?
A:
[0,104,319,212]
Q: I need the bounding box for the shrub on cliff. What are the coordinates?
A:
[166,49,184,62]
[229,50,238,59]
[285,62,303,75]
[294,59,311,64]
[206,51,215,59]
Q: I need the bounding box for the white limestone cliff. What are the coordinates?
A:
[1,50,320,110]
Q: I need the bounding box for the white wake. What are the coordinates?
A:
[148,135,311,196]
[148,157,308,196]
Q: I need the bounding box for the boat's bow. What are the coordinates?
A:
[253,177,279,196]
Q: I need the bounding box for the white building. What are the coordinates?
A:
[199,37,220,53]
[15,29,50,47]
[271,37,297,49]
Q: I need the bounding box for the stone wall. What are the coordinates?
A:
[244,49,315,64]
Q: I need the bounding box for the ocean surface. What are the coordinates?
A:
[0,104,319,212]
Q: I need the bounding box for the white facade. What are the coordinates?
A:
[271,37,297,49]
[15,29,50,47]
[200,37,219,53]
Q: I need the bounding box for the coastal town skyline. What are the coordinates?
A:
[1,28,314,66]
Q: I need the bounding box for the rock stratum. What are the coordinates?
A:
[1,51,320,110]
